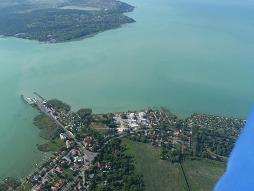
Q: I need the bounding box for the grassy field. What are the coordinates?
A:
[16,181,32,191]
[90,122,109,134]
[123,139,187,191]
[48,139,65,151]
[182,158,226,191]
[123,139,226,191]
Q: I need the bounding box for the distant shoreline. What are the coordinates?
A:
[0,1,135,44]
[0,20,135,45]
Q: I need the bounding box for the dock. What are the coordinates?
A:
[21,93,97,165]
[20,95,36,105]
[33,92,46,101]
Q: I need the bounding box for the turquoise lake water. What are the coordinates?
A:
[1,0,254,179]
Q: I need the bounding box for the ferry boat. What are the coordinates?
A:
[20,95,36,105]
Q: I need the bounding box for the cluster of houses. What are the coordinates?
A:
[113,111,149,133]
[26,97,247,190]
[45,104,83,133]
[30,151,67,191]
[185,113,246,138]
[113,109,172,133]
[29,100,100,191]
[30,133,99,191]
[25,96,129,191]
[123,110,180,148]
[123,111,247,161]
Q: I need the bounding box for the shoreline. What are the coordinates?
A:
[0,96,246,181]
[4,95,245,190]
[0,20,136,44]
[0,3,136,45]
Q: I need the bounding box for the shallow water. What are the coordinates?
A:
[0,0,254,179]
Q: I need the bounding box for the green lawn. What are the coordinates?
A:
[182,158,226,191]
[123,139,187,191]
[47,138,65,152]
[16,181,32,191]
[123,139,226,191]
[90,122,109,134]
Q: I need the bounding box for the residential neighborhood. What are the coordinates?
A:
[15,95,246,191]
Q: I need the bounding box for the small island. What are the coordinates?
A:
[0,0,135,43]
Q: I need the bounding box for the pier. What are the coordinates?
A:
[21,93,99,190]
[33,92,46,101]
[21,94,97,164]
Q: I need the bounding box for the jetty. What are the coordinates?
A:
[21,93,99,190]
[21,93,97,162]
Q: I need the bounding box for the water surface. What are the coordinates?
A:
[1,0,254,179]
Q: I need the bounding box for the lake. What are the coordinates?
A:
[0,0,254,179]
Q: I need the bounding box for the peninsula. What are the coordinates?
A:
[0,0,135,43]
[12,94,245,191]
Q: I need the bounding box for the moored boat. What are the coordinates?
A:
[20,95,36,105]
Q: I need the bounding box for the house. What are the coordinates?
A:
[66,130,75,139]
[60,133,67,140]
[66,140,72,149]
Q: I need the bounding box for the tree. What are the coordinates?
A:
[77,108,92,118]
[0,177,20,190]
[77,108,93,126]
[47,99,71,112]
